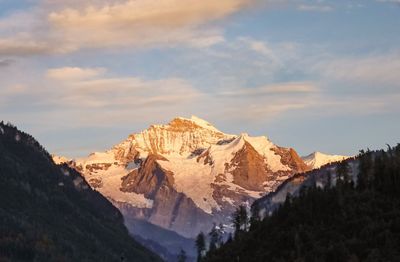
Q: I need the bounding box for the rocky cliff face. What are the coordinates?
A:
[68,116,310,238]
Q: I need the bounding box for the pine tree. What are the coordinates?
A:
[226,233,233,244]
[232,205,249,237]
[195,232,206,262]
[177,249,187,262]
[208,223,222,252]
[326,170,332,189]
[358,149,372,190]
[337,160,350,185]
[217,223,224,247]
[250,203,261,229]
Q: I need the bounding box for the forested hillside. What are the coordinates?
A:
[0,122,161,262]
[203,145,400,262]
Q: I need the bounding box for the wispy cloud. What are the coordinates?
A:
[220,82,318,96]
[0,0,252,56]
[56,77,201,108]
[207,81,321,121]
[0,58,14,67]
[245,39,282,66]
[42,67,203,109]
[1,66,202,117]
[313,52,400,85]
[0,84,28,97]
[46,67,106,81]
[1,63,321,129]
[297,4,334,12]
[376,0,400,4]
[0,38,56,56]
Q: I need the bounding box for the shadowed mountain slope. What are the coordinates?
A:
[0,122,161,262]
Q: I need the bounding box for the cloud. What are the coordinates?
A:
[0,0,251,56]
[0,38,56,56]
[0,66,206,158]
[1,64,320,129]
[236,37,300,68]
[47,0,251,49]
[206,81,321,121]
[219,97,315,121]
[1,66,202,111]
[297,4,334,12]
[0,10,62,56]
[45,66,202,110]
[376,0,400,4]
[314,52,400,85]
[188,37,301,87]
[306,92,400,117]
[0,84,29,97]
[249,41,275,57]
[220,82,318,96]
[247,40,282,66]
[46,67,106,81]
[0,59,14,67]
[48,0,248,29]
[55,77,201,108]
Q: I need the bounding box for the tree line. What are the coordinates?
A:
[194,145,400,262]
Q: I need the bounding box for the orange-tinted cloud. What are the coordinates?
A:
[0,0,252,56]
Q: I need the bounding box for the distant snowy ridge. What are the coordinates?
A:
[302,151,350,169]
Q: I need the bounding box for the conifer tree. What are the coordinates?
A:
[358,149,372,190]
[232,205,249,237]
[337,160,350,185]
[195,232,206,262]
[326,170,332,189]
[208,223,223,252]
[177,249,187,262]
[250,203,261,228]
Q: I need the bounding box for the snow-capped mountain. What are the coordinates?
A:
[302,151,349,169]
[52,155,70,165]
[67,116,309,238]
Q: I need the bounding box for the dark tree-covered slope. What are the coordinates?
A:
[0,122,162,262]
[204,146,400,262]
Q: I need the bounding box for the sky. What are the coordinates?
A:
[0,0,399,158]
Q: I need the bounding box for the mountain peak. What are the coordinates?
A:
[302,151,350,169]
[117,116,233,158]
[313,151,326,156]
[239,132,249,138]
[168,115,222,133]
